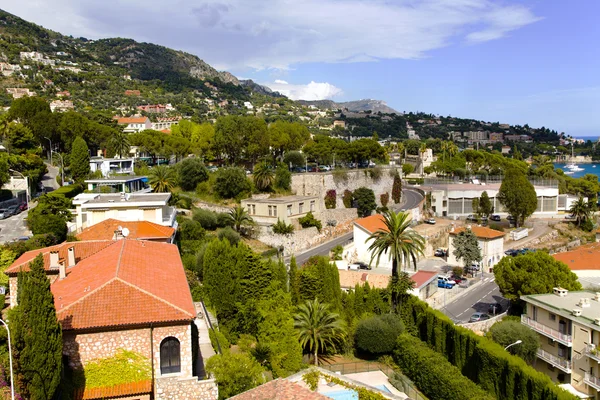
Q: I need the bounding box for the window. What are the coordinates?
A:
[160,337,181,374]
[310,201,315,212]
[268,206,273,217]
[287,205,292,216]
[547,337,555,346]
[549,313,556,321]
[299,202,304,213]
[273,206,277,217]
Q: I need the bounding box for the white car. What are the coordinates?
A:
[438,276,456,285]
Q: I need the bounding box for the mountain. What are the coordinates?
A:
[240,79,285,97]
[298,99,399,114]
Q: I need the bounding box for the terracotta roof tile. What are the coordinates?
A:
[450,226,505,240]
[552,243,600,271]
[76,219,175,241]
[117,117,148,124]
[354,214,388,234]
[48,240,195,330]
[230,379,329,400]
[338,270,390,289]
[410,270,438,288]
[74,380,152,400]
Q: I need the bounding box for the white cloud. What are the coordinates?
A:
[265,81,343,100]
[3,0,541,70]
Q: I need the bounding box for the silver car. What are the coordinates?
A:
[0,209,8,219]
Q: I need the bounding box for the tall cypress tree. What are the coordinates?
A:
[70,136,90,183]
[288,256,299,305]
[12,254,62,400]
[392,173,402,204]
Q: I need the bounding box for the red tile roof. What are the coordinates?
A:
[338,270,390,289]
[117,117,148,124]
[410,270,438,289]
[354,214,388,234]
[552,242,600,271]
[74,380,152,400]
[6,241,115,275]
[450,226,505,240]
[51,240,195,330]
[230,379,329,400]
[76,219,175,241]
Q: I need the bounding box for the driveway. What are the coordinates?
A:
[503,220,552,251]
[41,163,60,192]
[0,209,31,244]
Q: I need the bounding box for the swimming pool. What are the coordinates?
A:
[325,385,391,399]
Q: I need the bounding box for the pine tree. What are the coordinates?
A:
[392,173,402,204]
[288,256,300,305]
[70,136,90,182]
[12,254,62,400]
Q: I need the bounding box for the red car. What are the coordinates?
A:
[18,202,28,211]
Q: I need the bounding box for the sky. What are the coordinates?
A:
[3,1,600,136]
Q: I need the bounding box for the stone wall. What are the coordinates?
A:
[193,201,232,214]
[155,376,218,400]
[291,169,396,209]
[313,208,358,226]
[153,324,193,378]
[458,312,506,332]
[257,226,322,256]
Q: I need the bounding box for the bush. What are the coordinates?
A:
[299,212,322,232]
[488,320,540,363]
[353,187,376,217]
[368,166,383,182]
[397,294,577,400]
[193,208,218,230]
[394,334,495,400]
[216,212,233,228]
[331,245,343,261]
[218,226,241,245]
[75,349,151,389]
[332,169,349,184]
[178,157,209,191]
[209,328,231,354]
[214,167,251,199]
[28,214,67,242]
[380,192,389,207]
[179,219,205,241]
[272,219,294,235]
[48,184,83,199]
[581,218,595,232]
[342,190,353,208]
[324,189,336,209]
[275,164,291,191]
[355,314,404,355]
[402,163,414,176]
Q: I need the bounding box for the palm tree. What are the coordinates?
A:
[111,130,130,158]
[228,205,254,233]
[569,196,591,227]
[148,165,175,193]
[367,210,425,308]
[294,299,345,366]
[397,142,405,164]
[253,163,275,191]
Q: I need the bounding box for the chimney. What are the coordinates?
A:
[67,246,76,267]
[49,251,60,269]
[59,261,66,280]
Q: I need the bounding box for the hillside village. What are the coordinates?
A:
[0,7,600,400]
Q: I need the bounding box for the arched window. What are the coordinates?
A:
[160,337,181,374]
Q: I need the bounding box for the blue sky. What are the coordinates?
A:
[4,1,600,136]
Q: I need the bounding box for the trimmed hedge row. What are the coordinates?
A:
[398,295,577,400]
[394,334,494,400]
[48,184,83,198]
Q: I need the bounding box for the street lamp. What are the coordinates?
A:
[0,319,15,400]
[43,137,52,165]
[9,169,29,212]
[504,340,523,351]
[51,151,64,186]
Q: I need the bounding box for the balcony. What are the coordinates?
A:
[585,344,600,363]
[162,206,177,227]
[585,372,600,391]
[521,315,572,347]
[536,349,572,373]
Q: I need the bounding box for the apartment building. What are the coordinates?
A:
[241,195,320,225]
[521,288,600,398]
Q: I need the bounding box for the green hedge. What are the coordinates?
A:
[48,184,83,199]
[394,334,494,400]
[398,295,577,400]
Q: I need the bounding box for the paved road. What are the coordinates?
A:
[291,232,353,266]
[398,188,423,210]
[0,209,30,244]
[440,276,509,323]
[41,163,60,192]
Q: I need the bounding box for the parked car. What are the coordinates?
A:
[348,262,371,271]
[15,236,31,242]
[434,248,447,257]
[469,313,491,322]
[490,214,501,221]
[318,165,331,172]
[0,209,9,219]
[450,275,464,284]
[207,166,218,173]
[438,279,455,289]
[425,218,436,225]
[565,214,576,220]
[466,214,478,222]
[507,215,515,221]
[488,303,503,315]
[438,276,456,285]
[292,166,306,173]
[504,249,519,257]
[19,202,28,211]
[6,205,20,216]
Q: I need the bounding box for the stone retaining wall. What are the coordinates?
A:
[458,312,506,332]
[155,376,218,400]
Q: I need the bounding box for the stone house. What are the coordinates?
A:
[241,195,320,225]
[6,240,217,400]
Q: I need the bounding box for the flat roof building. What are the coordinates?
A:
[241,195,320,225]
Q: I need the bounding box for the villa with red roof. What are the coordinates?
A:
[447,225,506,273]
[353,214,411,270]
[6,240,217,400]
[76,219,175,242]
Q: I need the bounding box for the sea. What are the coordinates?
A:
[554,163,600,179]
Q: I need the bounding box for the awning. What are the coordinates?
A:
[558,384,593,399]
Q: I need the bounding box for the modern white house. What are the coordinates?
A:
[72,192,177,232]
[428,181,560,217]
[89,157,135,177]
[117,116,152,133]
[447,226,506,273]
[85,176,150,193]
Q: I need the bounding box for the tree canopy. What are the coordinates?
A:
[451,229,482,270]
[497,168,537,227]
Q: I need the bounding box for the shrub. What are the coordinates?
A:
[342,190,353,208]
[177,157,209,191]
[216,212,233,228]
[355,314,404,355]
[179,219,205,241]
[380,192,389,207]
[218,226,241,245]
[488,320,540,363]
[76,349,151,389]
[581,218,595,232]
[193,208,218,230]
[333,169,349,184]
[28,214,67,242]
[368,166,383,182]
[402,163,414,176]
[48,184,83,199]
[272,219,294,235]
[394,334,495,400]
[206,352,265,399]
[299,212,322,232]
[330,245,343,261]
[275,164,291,191]
[324,189,336,209]
[214,167,251,199]
[353,187,376,217]
[209,328,231,354]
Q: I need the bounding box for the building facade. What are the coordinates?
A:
[241,195,320,225]
[521,288,600,398]
[447,226,505,273]
[89,157,135,177]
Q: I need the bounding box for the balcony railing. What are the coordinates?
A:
[521,315,572,346]
[585,344,600,363]
[536,349,572,373]
[585,372,600,391]
[162,207,177,226]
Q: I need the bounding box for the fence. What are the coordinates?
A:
[424,176,558,188]
[321,361,428,400]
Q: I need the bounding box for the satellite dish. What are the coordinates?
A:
[117,226,123,232]
[122,228,130,238]
[125,193,131,201]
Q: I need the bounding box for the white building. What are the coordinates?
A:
[84,176,149,193]
[117,116,152,133]
[89,157,135,177]
[429,182,559,217]
[72,192,177,232]
[447,226,506,273]
[49,100,74,112]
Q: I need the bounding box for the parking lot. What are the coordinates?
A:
[0,208,31,244]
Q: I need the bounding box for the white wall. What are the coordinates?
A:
[353,225,393,269]
[447,235,504,273]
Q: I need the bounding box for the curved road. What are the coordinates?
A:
[397,188,424,211]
